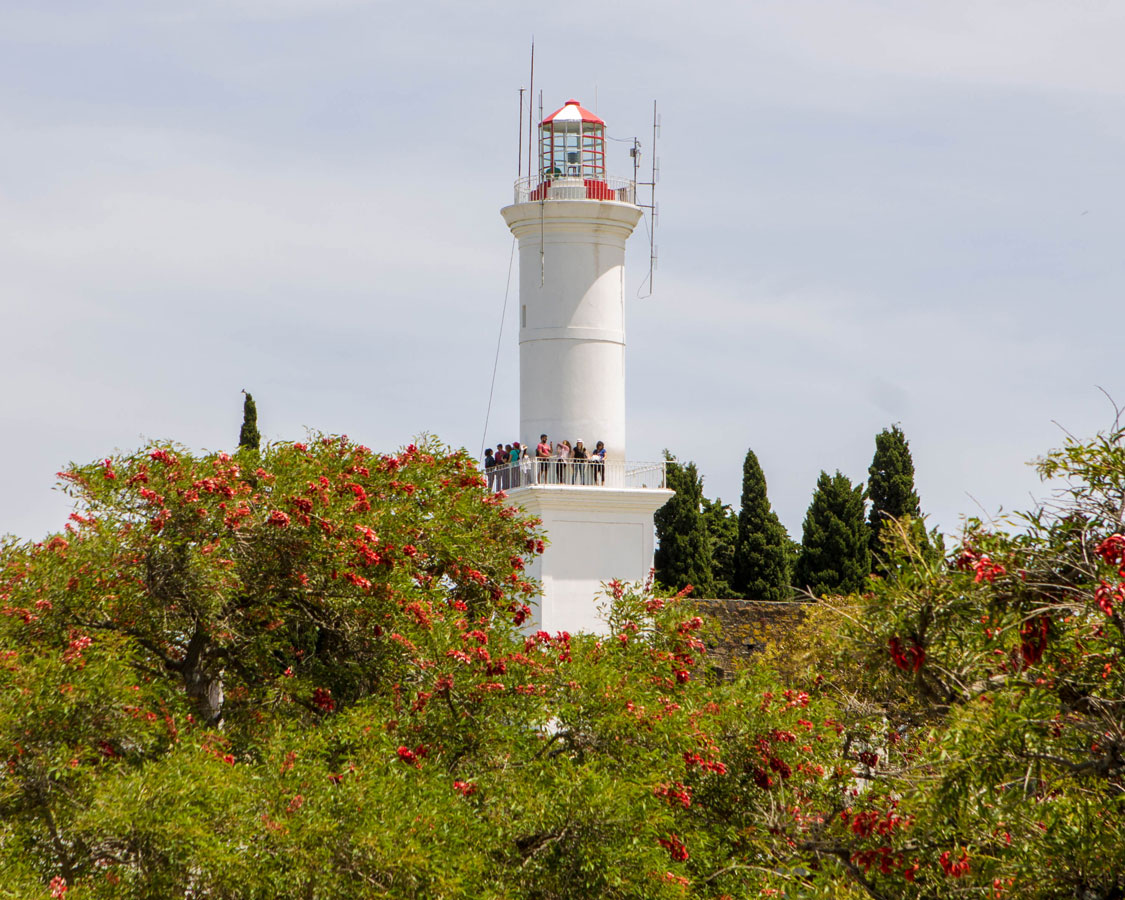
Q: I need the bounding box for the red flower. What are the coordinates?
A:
[267,510,291,528]
[940,850,970,878]
[657,833,689,862]
[311,688,336,712]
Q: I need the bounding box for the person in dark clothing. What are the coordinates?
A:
[495,443,508,490]
[484,447,496,491]
[592,440,606,484]
[571,439,589,484]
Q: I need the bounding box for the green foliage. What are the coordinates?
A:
[732,448,792,602]
[239,391,261,453]
[795,470,870,596]
[801,425,1125,898]
[13,424,1125,899]
[654,453,714,598]
[700,497,737,597]
[867,424,923,571]
[0,440,864,898]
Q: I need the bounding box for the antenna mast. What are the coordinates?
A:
[635,101,660,297]
[527,41,534,191]
[517,88,525,178]
[538,89,545,287]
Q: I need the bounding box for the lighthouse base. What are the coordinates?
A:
[509,485,674,635]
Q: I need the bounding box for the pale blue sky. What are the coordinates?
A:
[3,0,1123,542]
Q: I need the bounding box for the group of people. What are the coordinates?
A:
[484,435,607,490]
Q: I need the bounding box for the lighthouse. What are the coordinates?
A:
[501,98,672,635]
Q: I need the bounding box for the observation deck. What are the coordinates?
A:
[484,458,666,493]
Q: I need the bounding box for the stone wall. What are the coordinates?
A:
[692,598,809,679]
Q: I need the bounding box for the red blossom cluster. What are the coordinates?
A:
[453,779,477,796]
[1019,616,1050,666]
[654,781,692,809]
[683,751,727,775]
[311,688,335,712]
[888,636,925,672]
[657,833,689,862]
[1095,580,1124,617]
[1096,533,1125,571]
[396,744,427,767]
[62,633,92,664]
[940,850,970,878]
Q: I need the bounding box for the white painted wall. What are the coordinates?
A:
[500,200,642,461]
[515,485,673,635]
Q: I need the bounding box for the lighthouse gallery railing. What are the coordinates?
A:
[484,458,666,491]
[513,174,636,205]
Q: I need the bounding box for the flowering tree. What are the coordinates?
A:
[773,425,1125,899]
[13,427,1125,899]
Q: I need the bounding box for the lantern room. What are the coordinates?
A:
[539,99,606,181]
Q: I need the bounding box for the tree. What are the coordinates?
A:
[795,470,870,596]
[0,433,864,899]
[867,424,922,568]
[769,424,1125,899]
[654,454,714,597]
[732,449,792,602]
[701,497,738,597]
[238,391,261,453]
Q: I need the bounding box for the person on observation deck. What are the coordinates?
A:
[483,447,496,491]
[554,439,570,484]
[495,444,508,490]
[571,439,589,484]
[536,434,552,483]
[510,441,524,488]
[592,440,606,485]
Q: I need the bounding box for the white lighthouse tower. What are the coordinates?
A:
[501,98,672,635]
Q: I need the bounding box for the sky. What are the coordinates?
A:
[2,0,1124,543]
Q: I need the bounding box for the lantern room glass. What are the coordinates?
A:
[539,119,606,181]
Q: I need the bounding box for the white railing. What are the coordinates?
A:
[513,174,636,205]
[484,458,666,491]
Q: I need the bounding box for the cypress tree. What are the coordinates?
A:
[654,454,714,597]
[795,470,870,597]
[701,497,738,598]
[239,391,261,453]
[867,425,922,567]
[732,449,791,602]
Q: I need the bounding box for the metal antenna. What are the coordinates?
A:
[527,41,534,191]
[539,89,545,287]
[636,101,660,297]
[517,88,525,178]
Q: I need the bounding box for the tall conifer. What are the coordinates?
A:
[654,454,715,597]
[239,392,261,453]
[867,425,922,567]
[732,449,791,602]
[795,471,870,597]
[701,497,738,598]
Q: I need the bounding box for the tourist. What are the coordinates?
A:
[592,440,606,484]
[572,439,589,484]
[519,443,534,485]
[502,444,514,490]
[495,444,508,490]
[536,434,552,483]
[554,439,569,484]
[484,447,496,491]
[510,441,523,488]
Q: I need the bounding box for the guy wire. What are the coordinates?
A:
[480,235,518,460]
